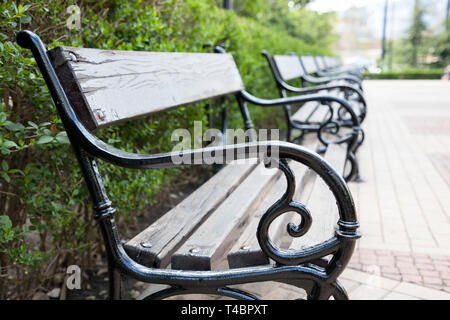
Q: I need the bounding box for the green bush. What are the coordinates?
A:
[0,0,335,298]
[364,69,443,79]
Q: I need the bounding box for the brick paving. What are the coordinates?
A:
[346,80,450,298]
[348,248,450,293]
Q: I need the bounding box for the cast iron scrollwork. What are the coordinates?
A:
[257,157,325,267]
[257,152,360,290]
[259,158,312,246]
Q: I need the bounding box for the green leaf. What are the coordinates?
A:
[36,135,54,145]
[2,140,18,149]
[5,122,25,132]
[2,160,8,171]
[55,132,70,144]
[22,4,32,13]
[0,215,12,228]
[27,121,38,129]
[0,171,10,183]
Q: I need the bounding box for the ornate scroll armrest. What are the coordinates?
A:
[255,150,360,281]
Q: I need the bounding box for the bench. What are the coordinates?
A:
[262,51,367,182]
[18,30,360,300]
[298,54,363,91]
[314,56,365,80]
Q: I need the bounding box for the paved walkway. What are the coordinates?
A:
[345,80,450,298]
[136,80,450,300]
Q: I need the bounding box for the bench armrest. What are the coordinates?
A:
[302,73,362,86]
[97,139,360,283]
[239,90,361,128]
[277,79,365,104]
[274,80,367,124]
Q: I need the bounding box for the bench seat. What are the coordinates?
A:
[124,101,348,272]
[123,161,257,268]
[124,137,348,271]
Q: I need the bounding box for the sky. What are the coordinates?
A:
[307,0,449,40]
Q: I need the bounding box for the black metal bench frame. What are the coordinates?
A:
[297,54,364,91]
[314,55,364,81]
[17,30,360,300]
[262,51,367,182]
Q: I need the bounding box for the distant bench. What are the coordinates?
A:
[18,30,360,300]
[263,51,367,182]
[312,55,365,81]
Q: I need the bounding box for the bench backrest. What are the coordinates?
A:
[271,55,305,81]
[314,56,326,71]
[299,55,318,75]
[324,56,339,69]
[48,46,244,130]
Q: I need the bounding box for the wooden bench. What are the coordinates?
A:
[314,55,365,80]
[18,30,360,300]
[263,51,367,182]
[298,55,363,90]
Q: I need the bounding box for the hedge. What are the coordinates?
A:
[0,0,335,299]
[364,69,443,80]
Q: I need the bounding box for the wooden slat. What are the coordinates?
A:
[170,162,280,270]
[227,139,319,268]
[316,56,326,71]
[300,56,318,75]
[308,104,330,124]
[325,56,333,68]
[123,161,257,268]
[273,55,304,81]
[291,102,319,123]
[48,46,244,129]
[289,143,347,251]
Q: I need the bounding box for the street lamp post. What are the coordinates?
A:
[446,0,449,29]
[381,0,389,61]
[224,0,233,10]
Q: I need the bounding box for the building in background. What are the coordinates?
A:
[307,0,448,69]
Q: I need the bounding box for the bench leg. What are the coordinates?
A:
[108,263,123,300]
[344,151,364,183]
[307,280,349,300]
[354,127,365,153]
[350,128,365,183]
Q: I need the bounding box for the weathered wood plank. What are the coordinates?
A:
[123,161,257,268]
[291,102,319,124]
[289,143,347,250]
[226,139,319,268]
[315,56,326,70]
[308,104,330,124]
[171,162,280,271]
[299,56,318,75]
[48,46,244,129]
[272,55,305,81]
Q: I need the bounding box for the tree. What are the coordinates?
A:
[290,0,314,9]
[433,26,450,66]
[407,0,427,67]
